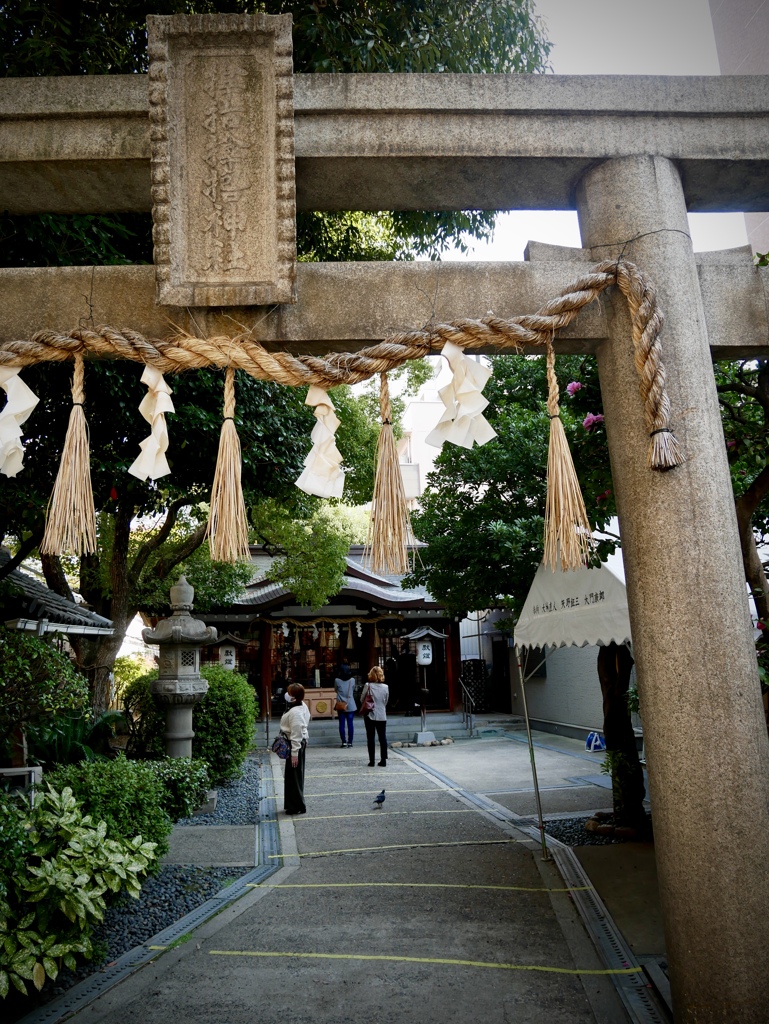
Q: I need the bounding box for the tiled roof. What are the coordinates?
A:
[235,573,438,612]
[1,550,114,629]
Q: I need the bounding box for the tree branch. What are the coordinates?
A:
[0,529,44,580]
[128,496,196,585]
[152,521,208,583]
[735,463,769,526]
[40,553,75,604]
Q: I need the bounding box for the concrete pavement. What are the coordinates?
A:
[61,737,639,1024]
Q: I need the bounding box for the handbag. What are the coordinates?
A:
[361,688,375,715]
[271,733,291,759]
[334,699,348,712]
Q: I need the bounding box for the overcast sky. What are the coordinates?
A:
[438,0,748,261]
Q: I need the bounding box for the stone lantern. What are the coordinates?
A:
[142,576,217,758]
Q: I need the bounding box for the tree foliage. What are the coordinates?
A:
[714,358,769,624]
[0,631,89,744]
[406,354,616,615]
[0,0,552,697]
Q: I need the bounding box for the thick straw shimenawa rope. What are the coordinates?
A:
[363,372,414,576]
[543,339,593,572]
[40,354,97,556]
[207,367,251,563]
[0,260,684,472]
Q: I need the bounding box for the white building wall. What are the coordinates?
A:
[511,643,605,732]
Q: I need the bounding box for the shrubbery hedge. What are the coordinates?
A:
[47,755,173,863]
[123,666,256,785]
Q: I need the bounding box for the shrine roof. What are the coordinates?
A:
[1,550,114,634]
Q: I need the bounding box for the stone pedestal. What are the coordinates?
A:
[577,155,769,1021]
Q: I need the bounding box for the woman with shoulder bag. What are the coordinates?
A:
[279,683,311,814]
[359,665,389,767]
[334,663,357,748]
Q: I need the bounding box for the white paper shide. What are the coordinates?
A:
[0,367,39,477]
[295,386,345,499]
[128,366,175,482]
[425,341,497,449]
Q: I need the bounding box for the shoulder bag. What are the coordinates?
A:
[271,733,291,759]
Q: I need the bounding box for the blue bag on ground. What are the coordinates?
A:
[585,731,606,752]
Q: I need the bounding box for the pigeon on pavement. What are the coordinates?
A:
[373,789,386,808]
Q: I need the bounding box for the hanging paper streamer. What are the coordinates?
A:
[40,355,97,556]
[363,372,413,576]
[543,339,593,572]
[207,367,251,563]
[0,367,38,477]
[425,341,497,449]
[128,366,174,482]
[295,386,345,499]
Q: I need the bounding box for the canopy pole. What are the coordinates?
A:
[516,646,550,862]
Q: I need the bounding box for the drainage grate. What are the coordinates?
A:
[17,756,283,1024]
[550,844,669,1024]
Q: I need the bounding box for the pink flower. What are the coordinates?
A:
[582,412,604,431]
[566,381,583,396]
[726,439,737,450]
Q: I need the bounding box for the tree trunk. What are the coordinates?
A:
[596,642,646,829]
[735,498,769,624]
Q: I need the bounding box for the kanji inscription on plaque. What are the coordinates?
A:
[147,13,296,306]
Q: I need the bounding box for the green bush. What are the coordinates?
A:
[46,755,172,863]
[0,786,156,999]
[142,758,211,821]
[123,666,256,785]
[113,654,154,700]
[192,666,256,784]
[0,630,88,760]
[26,709,127,768]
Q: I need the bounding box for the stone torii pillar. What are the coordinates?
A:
[577,155,769,1022]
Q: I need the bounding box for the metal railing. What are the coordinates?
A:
[458,678,475,737]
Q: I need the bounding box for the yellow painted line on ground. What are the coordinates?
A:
[208,949,642,976]
[293,809,487,821]
[148,945,167,950]
[304,788,452,797]
[304,772,418,778]
[247,882,590,893]
[268,839,519,859]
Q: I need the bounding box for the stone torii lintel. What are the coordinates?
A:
[0,247,765,361]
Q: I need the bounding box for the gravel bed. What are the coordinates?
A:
[543,814,652,846]
[176,754,261,827]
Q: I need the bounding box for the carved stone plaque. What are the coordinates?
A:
[147,14,296,307]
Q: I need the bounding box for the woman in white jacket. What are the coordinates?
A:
[279,683,311,814]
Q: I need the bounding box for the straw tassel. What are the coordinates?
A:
[543,340,593,572]
[364,373,413,575]
[40,355,96,556]
[207,367,251,563]
[293,629,300,653]
[373,623,381,649]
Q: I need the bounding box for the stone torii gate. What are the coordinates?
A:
[2,13,769,1022]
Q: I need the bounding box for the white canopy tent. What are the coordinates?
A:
[515,561,631,651]
[513,559,633,858]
